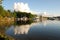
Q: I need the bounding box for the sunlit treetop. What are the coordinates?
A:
[0,0,3,5]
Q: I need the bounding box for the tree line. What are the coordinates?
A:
[0,0,37,19]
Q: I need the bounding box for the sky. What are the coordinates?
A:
[2,0,60,16]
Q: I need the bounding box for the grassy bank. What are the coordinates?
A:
[0,16,15,40]
[0,16,14,26]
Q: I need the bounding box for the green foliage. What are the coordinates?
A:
[0,6,13,17]
[0,6,4,15]
[15,11,35,18]
[0,5,37,19]
[12,11,17,17]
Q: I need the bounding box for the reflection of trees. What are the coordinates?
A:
[14,25,31,35]
[15,20,33,25]
[14,20,44,35]
[39,20,47,26]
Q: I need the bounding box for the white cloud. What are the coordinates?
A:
[14,2,30,13]
[14,2,43,15]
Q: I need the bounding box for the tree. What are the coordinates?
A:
[0,6,4,15]
[12,11,17,17]
[0,0,3,5]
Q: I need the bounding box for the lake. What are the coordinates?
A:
[1,20,60,40]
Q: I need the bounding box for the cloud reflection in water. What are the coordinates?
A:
[14,25,31,35]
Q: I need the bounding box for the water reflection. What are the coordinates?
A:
[16,20,33,25]
[42,20,47,26]
[14,25,31,35]
[14,20,34,35]
[5,20,60,40]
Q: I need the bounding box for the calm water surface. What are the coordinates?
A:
[5,20,60,40]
